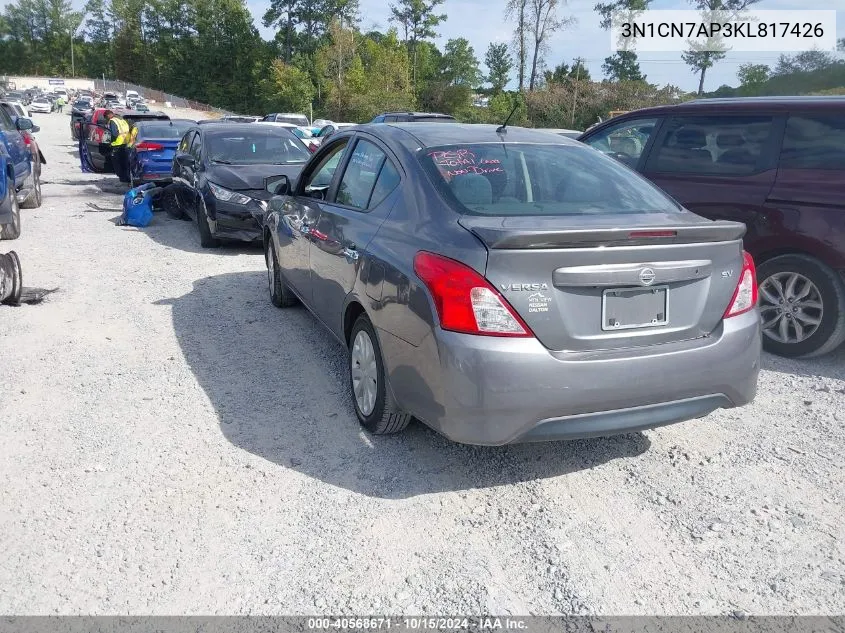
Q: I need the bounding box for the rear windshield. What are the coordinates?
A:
[136,122,193,139]
[276,115,309,126]
[207,129,311,165]
[420,143,680,216]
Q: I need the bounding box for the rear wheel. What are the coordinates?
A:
[20,170,41,209]
[195,195,219,248]
[757,254,845,358]
[349,314,411,435]
[0,177,21,240]
[265,238,298,308]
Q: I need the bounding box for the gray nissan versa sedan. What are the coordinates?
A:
[263,123,761,445]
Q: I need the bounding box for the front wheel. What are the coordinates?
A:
[757,254,845,358]
[195,195,219,248]
[0,177,21,240]
[265,238,298,308]
[349,314,411,435]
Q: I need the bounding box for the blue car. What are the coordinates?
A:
[128,118,196,186]
[0,107,41,240]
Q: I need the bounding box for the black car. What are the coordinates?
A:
[171,123,311,247]
[370,112,456,123]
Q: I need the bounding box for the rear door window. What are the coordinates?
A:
[335,140,389,210]
[649,115,774,175]
[582,118,658,169]
[779,115,845,170]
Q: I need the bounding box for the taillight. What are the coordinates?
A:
[413,251,533,337]
[724,251,758,318]
[135,141,164,152]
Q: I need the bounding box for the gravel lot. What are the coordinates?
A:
[0,109,843,616]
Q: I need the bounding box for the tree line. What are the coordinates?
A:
[2,0,837,129]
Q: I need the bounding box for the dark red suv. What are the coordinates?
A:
[579,96,845,358]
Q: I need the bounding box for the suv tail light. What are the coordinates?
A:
[413,251,533,337]
[135,141,164,152]
[724,251,758,318]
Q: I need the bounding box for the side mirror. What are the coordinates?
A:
[175,154,196,168]
[31,125,40,133]
[266,174,291,196]
[15,117,33,131]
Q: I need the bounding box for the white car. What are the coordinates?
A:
[3,100,29,117]
[256,121,317,151]
[28,99,52,114]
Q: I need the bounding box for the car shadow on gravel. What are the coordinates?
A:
[761,346,845,383]
[41,176,130,196]
[140,213,264,256]
[160,270,651,499]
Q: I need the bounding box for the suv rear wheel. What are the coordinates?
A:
[757,254,845,358]
[21,170,41,209]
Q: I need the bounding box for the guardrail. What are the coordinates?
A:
[93,79,233,115]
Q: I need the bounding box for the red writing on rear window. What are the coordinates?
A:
[428,149,503,177]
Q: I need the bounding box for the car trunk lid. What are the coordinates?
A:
[460,213,747,352]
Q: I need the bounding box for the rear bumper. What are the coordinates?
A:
[379,309,761,445]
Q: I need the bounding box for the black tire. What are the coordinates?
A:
[0,177,21,240]
[757,254,845,358]
[195,195,219,248]
[349,314,411,435]
[265,238,298,308]
[20,170,41,209]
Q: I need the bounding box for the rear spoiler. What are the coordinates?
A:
[459,216,746,249]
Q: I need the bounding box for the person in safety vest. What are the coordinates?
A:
[104,110,131,184]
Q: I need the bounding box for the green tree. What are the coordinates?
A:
[504,0,528,91]
[266,59,316,114]
[683,0,760,95]
[484,42,512,92]
[594,0,650,83]
[388,0,446,90]
[736,62,768,94]
[527,0,573,90]
[602,51,645,81]
[83,0,114,78]
[544,57,589,84]
[440,37,481,86]
[773,50,838,76]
